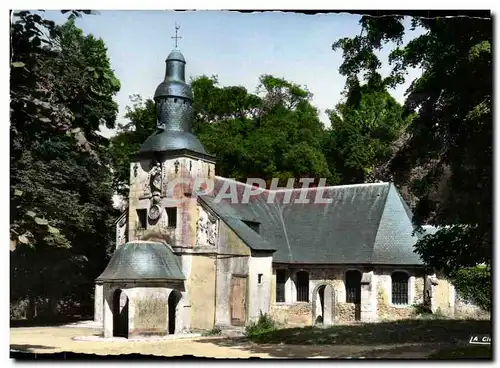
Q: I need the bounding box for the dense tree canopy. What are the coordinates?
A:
[111,74,339,195]
[10,11,120,318]
[333,15,492,308]
[323,75,413,184]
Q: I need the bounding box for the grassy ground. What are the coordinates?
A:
[429,345,492,359]
[246,318,491,347]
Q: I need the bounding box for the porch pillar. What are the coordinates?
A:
[94,282,103,324]
[424,273,439,313]
[360,271,377,322]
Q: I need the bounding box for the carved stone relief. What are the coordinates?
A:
[148,159,163,220]
[116,215,127,247]
[196,206,218,246]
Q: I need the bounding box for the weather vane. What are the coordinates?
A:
[171,23,182,49]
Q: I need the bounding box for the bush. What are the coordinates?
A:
[10,299,29,320]
[450,266,491,311]
[202,326,222,336]
[412,303,432,316]
[245,312,277,337]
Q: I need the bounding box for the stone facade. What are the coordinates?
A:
[267,265,466,326]
[127,155,215,247]
[97,149,277,335]
[97,47,488,337]
[101,281,186,338]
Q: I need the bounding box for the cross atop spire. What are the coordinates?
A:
[171,23,182,49]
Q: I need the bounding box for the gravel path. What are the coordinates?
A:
[10,326,439,359]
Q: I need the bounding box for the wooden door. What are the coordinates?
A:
[230,276,247,326]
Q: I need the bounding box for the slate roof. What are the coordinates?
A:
[139,130,208,156]
[199,177,425,265]
[97,241,185,281]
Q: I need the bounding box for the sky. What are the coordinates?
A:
[40,10,424,138]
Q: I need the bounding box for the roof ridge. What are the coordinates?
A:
[214,176,390,194]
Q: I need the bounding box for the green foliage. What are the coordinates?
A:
[324,76,412,183]
[108,96,156,197]
[412,303,432,316]
[449,266,491,311]
[333,16,492,302]
[194,75,335,186]
[10,11,119,318]
[245,312,277,337]
[108,67,408,196]
[109,74,338,195]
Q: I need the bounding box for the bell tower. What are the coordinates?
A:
[127,28,215,248]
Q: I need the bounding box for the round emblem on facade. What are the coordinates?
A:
[148,204,161,221]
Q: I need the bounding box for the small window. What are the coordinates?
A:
[258,274,263,284]
[296,271,309,302]
[345,270,362,304]
[276,269,286,303]
[243,220,260,234]
[136,209,147,229]
[166,207,177,228]
[391,271,409,305]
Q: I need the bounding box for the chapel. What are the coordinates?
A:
[94,45,474,338]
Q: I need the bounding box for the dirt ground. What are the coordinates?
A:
[10,326,443,359]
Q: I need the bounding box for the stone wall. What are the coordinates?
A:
[127,155,215,246]
[186,254,216,330]
[269,266,430,326]
[94,282,103,323]
[132,296,168,336]
[115,213,127,249]
[248,252,273,322]
[433,275,453,315]
[269,266,365,326]
[271,302,312,326]
[100,282,189,338]
[215,221,251,326]
[375,268,424,320]
[336,303,357,323]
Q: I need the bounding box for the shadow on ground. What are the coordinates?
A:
[246,319,491,345]
[193,319,492,359]
[194,337,445,359]
[10,344,56,353]
[10,316,92,328]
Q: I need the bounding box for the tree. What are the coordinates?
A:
[10,12,120,318]
[110,75,336,197]
[108,96,157,198]
[324,74,413,184]
[195,75,335,186]
[333,15,492,308]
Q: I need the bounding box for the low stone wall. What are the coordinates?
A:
[271,301,361,326]
[336,303,358,322]
[376,287,413,320]
[270,303,312,326]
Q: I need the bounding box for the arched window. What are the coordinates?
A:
[391,271,409,305]
[345,270,362,304]
[296,271,309,302]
